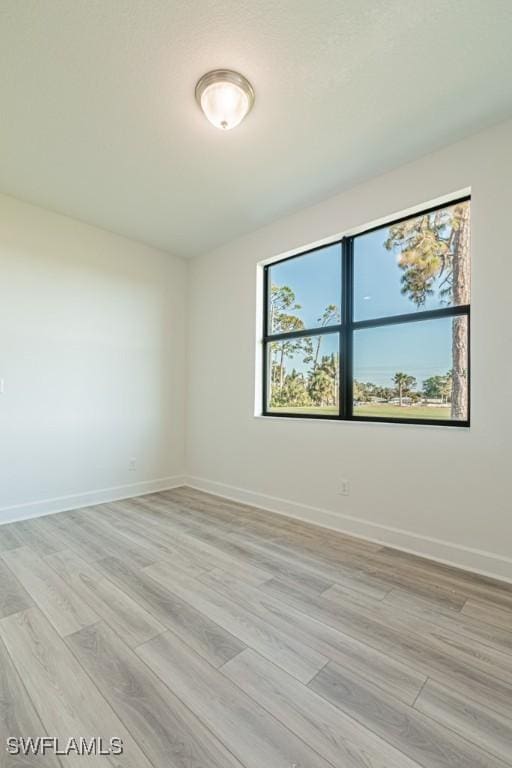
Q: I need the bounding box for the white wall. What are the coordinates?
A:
[2,121,511,581]
[186,119,512,581]
[0,195,187,522]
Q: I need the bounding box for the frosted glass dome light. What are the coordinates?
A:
[195,70,255,130]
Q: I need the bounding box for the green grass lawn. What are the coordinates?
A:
[268,406,338,415]
[353,404,451,420]
[268,404,452,419]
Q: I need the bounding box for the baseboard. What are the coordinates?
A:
[0,475,187,525]
[4,471,511,585]
[185,475,512,585]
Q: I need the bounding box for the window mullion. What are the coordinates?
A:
[352,304,470,331]
[263,325,341,344]
[262,266,269,412]
[346,236,354,419]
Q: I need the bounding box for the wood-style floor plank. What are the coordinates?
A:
[67,622,245,768]
[178,508,385,598]
[381,585,468,616]
[44,550,165,647]
[45,509,155,567]
[462,598,512,631]
[1,547,98,636]
[95,503,224,578]
[0,558,32,619]
[133,492,334,592]
[201,567,426,705]
[376,546,512,611]
[104,500,273,585]
[327,580,467,614]
[167,486,381,557]
[137,629,334,768]
[223,648,423,768]
[260,576,512,718]
[0,608,152,768]
[309,660,508,768]
[67,511,157,568]
[43,513,115,563]
[98,555,246,668]
[381,587,512,655]
[1,486,511,768]
[84,505,204,575]
[0,523,24,552]
[13,518,67,557]
[415,678,512,764]
[0,636,62,767]
[144,559,328,683]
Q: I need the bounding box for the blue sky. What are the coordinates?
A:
[269,244,341,330]
[353,318,459,387]
[269,230,458,387]
[354,228,453,320]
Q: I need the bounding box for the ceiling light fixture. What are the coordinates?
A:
[195,69,255,131]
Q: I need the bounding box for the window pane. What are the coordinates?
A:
[353,316,468,421]
[267,244,341,334]
[266,333,340,416]
[354,200,470,321]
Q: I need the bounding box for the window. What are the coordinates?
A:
[262,197,470,425]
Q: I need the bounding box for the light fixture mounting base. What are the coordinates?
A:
[195,69,255,111]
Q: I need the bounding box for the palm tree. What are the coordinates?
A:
[270,284,311,390]
[313,304,341,367]
[385,202,470,419]
[393,372,416,406]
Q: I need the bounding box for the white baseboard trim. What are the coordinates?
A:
[0,475,187,525]
[185,475,512,584]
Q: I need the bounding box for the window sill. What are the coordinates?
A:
[253,414,470,430]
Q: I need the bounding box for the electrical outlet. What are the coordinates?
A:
[338,479,350,496]
[128,458,137,472]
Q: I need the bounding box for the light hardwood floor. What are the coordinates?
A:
[1,486,511,767]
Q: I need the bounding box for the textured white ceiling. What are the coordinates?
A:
[1,1,512,257]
